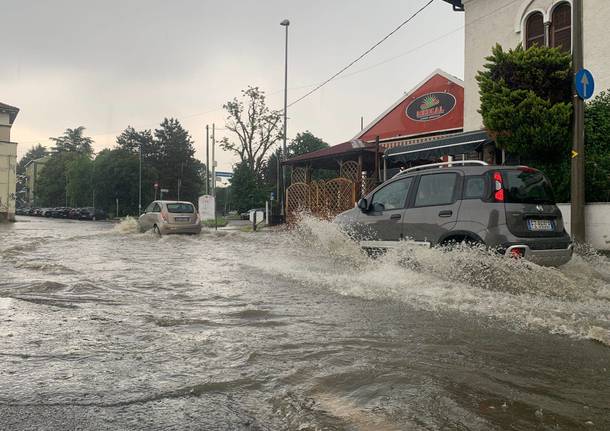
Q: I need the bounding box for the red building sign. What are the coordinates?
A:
[357,70,464,143]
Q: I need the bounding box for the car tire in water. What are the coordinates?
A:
[153,225,161,236]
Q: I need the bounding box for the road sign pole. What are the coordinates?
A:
[205,125,209,195]
[571,0,585,243]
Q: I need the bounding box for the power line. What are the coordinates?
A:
[285,0,524,107]
[286,0,435,109]
[19,0,525,146]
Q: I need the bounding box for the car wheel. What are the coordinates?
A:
[153,224,161,236]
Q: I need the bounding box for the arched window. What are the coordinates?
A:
[551,3,571,52]
[525,12,545,49]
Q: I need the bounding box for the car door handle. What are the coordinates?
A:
[438,210,453,217]
[390,214,402,220]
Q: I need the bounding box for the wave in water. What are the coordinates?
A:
[247,215,610,346]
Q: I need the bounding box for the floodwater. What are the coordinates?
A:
[1,216,609,430]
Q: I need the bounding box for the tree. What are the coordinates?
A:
[263,131,334,188]
[221,87,283,178]
[50,127,94,155]
[153,118,204,203]
[66,155,93,207]
[93,149,158,216]
[36,152,79,206]
[584,91,610,202]
[477,44,573,200]
[286,131,329,158]
[116,126,157,161]
[17,144,48,175]
[229,162,267,213]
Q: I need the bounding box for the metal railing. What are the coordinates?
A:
[392,160,488,178]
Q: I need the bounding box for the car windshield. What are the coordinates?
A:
[503,169,555,204]
[166,203,195,213]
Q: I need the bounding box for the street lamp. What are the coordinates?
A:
[138,142,142,215]
[280,18,289,217]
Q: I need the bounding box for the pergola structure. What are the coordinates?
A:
[283,139,382,183]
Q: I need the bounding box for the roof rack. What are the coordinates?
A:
[392,160,488,178]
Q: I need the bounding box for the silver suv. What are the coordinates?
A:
[335,161,573,267]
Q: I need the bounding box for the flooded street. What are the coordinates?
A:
[1,217,609,430]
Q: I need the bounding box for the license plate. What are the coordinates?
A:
[175,216,190,222]
[527,219,554,231]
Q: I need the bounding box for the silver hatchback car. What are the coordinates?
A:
[138,200,201,235]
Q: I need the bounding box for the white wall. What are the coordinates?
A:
[557,203,610,250]
[462,0,610,131]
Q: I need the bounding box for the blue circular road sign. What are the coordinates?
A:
[575,69,595,100]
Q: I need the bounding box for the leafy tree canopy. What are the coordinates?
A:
[584,91,610,202]
[477,44,572,159]
[286,131,330,158]
[49,127,94,155]
[116,127,156,160]
[477,44,573,200]
[229,162,267,213]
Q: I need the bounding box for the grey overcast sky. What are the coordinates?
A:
[2,0,464,171]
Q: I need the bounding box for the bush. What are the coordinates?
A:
[202,217,228,228]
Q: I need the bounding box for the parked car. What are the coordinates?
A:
[76,207,106,220]
[68,208,81,219]
[138,201,201,235]
[334,161,573,267]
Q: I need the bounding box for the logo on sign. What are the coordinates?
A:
[406,92,456,122]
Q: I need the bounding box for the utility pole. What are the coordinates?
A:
[212,123,217,230]
[205,125,210,195]
[138,142,142,215]
[280,19,290,217]
[212,123,216,198]
[571,0,585,243]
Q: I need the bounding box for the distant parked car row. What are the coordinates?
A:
[16,207,107,220]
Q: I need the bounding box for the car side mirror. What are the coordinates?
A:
[357,198,368,212]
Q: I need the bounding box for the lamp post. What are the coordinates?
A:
[280,18,290,217]
[138,142,142,215]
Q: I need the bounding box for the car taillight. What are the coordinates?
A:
[161,211,168,222]
[493,171,504,202]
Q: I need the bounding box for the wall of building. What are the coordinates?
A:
[0,112,10,142]
[0,143,17,221]
[557,203,610,250]
[462,0,610,131]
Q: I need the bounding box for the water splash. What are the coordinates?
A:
[249,215,610,345]
[113,217,140,234]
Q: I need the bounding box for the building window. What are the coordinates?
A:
[551,3,572,52]
[526,12,545,49]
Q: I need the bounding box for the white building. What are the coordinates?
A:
[0,102,19,222]
[444,0,610,131]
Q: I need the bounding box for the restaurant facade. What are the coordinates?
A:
[283,69,495,220]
